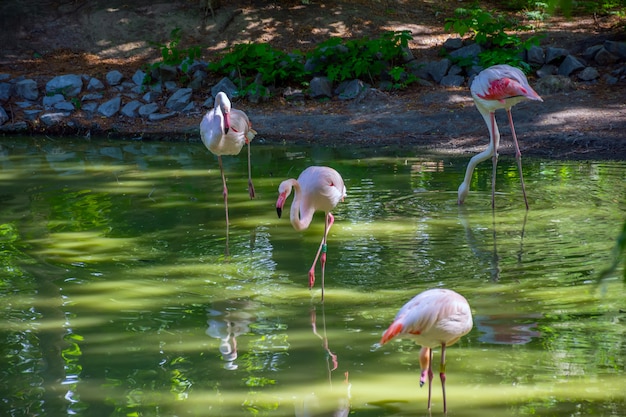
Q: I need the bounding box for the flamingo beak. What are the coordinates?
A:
[276,193,286,218]
[223,112,231,134]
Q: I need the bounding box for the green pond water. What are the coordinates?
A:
[0,137,624,417]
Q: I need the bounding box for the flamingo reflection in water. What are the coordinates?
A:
[294,306,351,417]
[206,301,256,370]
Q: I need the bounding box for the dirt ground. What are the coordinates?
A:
[1,0,625,159]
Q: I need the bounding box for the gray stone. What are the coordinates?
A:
[534,74,575,94]
[0,83,13,102]
[0,74,9,81]
[545,47,569,64]
[181,102,195,113]
[82,102,98,113]
[336,79,366,100]
[211,77,238,99]
[142,91,159,102]
[527,45,545,65]
[558,55,585,76]
[54,101,75,111]
[166,87,192,111]
[309,76,332,98]
[138,102,159,117]
[0,106,8,125]
[604,40,626,60]
[148,112,176,121]
[23,109,42,121]
[81,93,103,101]
[283,87,305,101]
[449,43,481,60]
[602,74,619,85]
[164,81,178,91]
[427,59,451,83]
[15,101,35,108]
[583,44,603,60]
[536,64,557,78]
[97,96,122,117]
[106,70,124,86]
[447,65,463,76]
[46,74,82,97]
[443,37,464,50]
[440,74,465,87]
[43,94,65,109]
[578,66,600,81]
[87,77,105,91]
[594,47,619,66]
[132,70,146,86]
[15,79,39,100]
[202,96,215,108]
[0,121,28,132]
[121,100,142,117]
[40,112,69,126]
[159,64,178,82]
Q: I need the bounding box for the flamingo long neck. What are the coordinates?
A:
[288,180,315,231]
[459,106,500,196]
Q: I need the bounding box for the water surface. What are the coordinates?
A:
[0,137,624,417]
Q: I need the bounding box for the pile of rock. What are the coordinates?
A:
[0,39,625,135]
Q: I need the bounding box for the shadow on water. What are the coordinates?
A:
[0,137,625,417]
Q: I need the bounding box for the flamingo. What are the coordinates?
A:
[458,64,543,209]
[200,91,256,225]
[276,166,346,301]
[380,288,473,413]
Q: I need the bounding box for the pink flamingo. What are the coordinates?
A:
[276,166,346,301]
[200,92,256,225]
[458,64,543,209]
[380,288,473,413]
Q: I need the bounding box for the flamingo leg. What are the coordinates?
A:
[440,343,448,413]
[218,155,230,226]
[506,109,529,210]
[489,112,499,210]
[246,139,255,199]
[427,347,434,411]
[308,212,335,302]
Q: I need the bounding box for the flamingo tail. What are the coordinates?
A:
[380,321,404,345]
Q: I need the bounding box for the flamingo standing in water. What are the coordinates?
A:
[276,166,346,301]
[458,64,543,209]
[200,92,256,225]
[380,288,473,413]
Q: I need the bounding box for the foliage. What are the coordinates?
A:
[143,28,203,86]
[444,7,543,72]
[208,42,306,98]
[208,30,418,97]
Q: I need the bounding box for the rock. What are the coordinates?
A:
[54,101,75,111]
[440,74,465,87]
[159,64,178,82]
[132,70,146,86]
[558,55,585,76]
[0,83,13,102]
[443,37,464,50]
[578,67,599,81]
[534,74,576,94]
[211,77,238,98]
[336,79,367,100]
[15,79,39,100]
[202,96,215,108]
[121,100,142,117]
[283,86,305,101]
[527,45,545,65]
[583,44,603,61]
[43,94,65,109]
[594,47,619,66]
[143,92,159,102]
[24,109,42,121]
[545,47,569,64]
[138,102,159,117]
[0,106,8,125]
[148,112,176,121]
[82,102,98,113]
[97,96,121,117]
[87,77,105,91]
[82,93,104,101]
[106,70,124,86]
[309,76,332,98]
[603,41,626,60]
[46,74,82,97]
[448,43,481,61]
[40,112,69,126]
[427,59,451,83]
[166,87,192,111]
[536,64,557,78]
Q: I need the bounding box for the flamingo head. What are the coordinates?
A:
[223,111,231,135]
[276,193,286,218]
[276,180,294,218]
[457,182,469,205]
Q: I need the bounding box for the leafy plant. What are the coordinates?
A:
[143,28,203,86]
[444,7,543,71]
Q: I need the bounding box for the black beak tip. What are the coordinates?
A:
[224,127,229,134]
[276,207,282,218]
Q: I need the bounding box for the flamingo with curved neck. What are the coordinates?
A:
[276,166,346,301]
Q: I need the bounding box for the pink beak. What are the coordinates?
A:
[276,193,286,218]
[223,112,231,134]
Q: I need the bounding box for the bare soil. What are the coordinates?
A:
[1,0,625,159]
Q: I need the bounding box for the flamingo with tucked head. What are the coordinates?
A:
[200,92,256,225]
[380,288,473,413]
[458,64,542,209]
[276,166,346,301]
